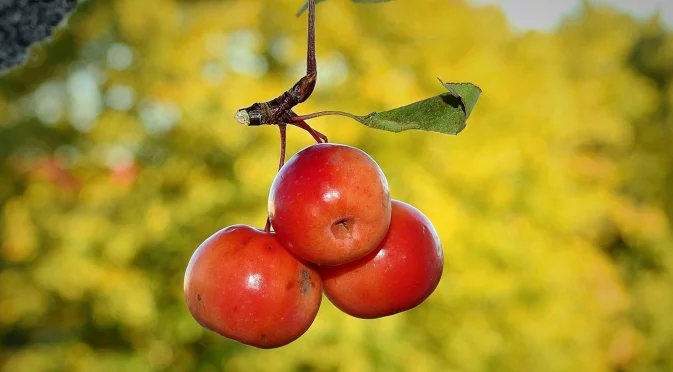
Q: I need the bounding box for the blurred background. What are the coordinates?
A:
[1,0,672,370]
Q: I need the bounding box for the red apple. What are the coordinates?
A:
[184,225,322,348]
[268,143,391,266]
[320,200,443,318]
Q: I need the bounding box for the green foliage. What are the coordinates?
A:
[1,0,672,371]
[354,82,480,135]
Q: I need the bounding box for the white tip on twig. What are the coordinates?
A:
[235,110,250,125]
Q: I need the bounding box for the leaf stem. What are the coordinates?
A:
[291,110,362,123]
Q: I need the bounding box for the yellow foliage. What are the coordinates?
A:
[1,0,672,371]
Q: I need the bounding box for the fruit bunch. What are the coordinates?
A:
[184,143,444,348]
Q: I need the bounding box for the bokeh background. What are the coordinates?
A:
[1,0,673,370]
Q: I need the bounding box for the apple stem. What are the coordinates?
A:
[278,124,287,169]
[291,120,328,143]
[265,124,288,233]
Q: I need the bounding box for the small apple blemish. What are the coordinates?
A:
[299,269,312,294]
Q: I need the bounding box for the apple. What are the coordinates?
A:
[268,143,391,266]
[184,225,322,348]
[320,200,443,318]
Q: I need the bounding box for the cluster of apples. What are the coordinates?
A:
[184,143,444,348]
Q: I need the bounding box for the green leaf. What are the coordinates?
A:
[353,81,481,135]
[296,0,391,16]
[437,79,481,120]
